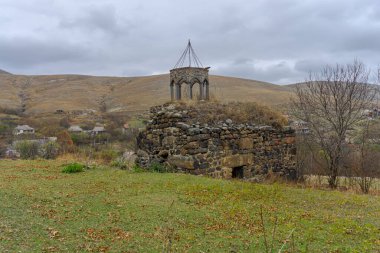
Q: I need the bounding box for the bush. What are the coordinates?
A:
[57,130,75,152]
[15,140,39,159]
[110,157,129,170]
[132,164,144,173]
[147,162,167,173]
[62,163,84,173]
[0,142,7,157]
[0,124,10,135]
[70,132,89,146]
[41,141,60,159]
[99,149,118,162]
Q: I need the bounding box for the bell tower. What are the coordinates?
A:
[170,40,210,100]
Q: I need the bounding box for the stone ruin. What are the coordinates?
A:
[136,103,297,180]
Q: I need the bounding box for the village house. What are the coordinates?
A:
[290,120,310,135]
[92,126,105,135]
[363,108,380,119]
[68,125,83,133]
[13,125,35,135]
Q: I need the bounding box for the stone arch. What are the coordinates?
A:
[190,81,203,100]
[180,81,192,100]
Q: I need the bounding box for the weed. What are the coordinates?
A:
[148,162,167,173]
[132,164,144,173]
[61,163,84,173]
[110,157,129,170]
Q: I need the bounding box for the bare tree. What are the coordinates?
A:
[350,119,380,193]
[292,60,376,188]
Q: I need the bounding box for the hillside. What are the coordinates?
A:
[0,69,11,75]
[0,73,293,115]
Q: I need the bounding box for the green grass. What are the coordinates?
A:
[0,160,379,252]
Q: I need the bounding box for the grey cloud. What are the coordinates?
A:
[59,4,124,35]
[213,59,301,84]
[294,59,330,74]
[0,0,380,83]
[0,37,93,69]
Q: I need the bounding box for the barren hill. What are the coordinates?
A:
[0,73,293,114]
[0,69,11,75]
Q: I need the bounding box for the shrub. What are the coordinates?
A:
[0,142,7,157]
[15,140,39,159]
[62,163,84,173]
[57,130,74,152]
[132,164,144,173]
[59,117,70,128]
[110,157,129,170]
[99,149,118,163]
[148,162,167,173]
[70,132,85,145]
[41,141,60,159]
[0,124,10,135]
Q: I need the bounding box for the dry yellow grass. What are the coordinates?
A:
[0,73,293,114]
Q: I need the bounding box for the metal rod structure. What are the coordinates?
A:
[173,40,203,69]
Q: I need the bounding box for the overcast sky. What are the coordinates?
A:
[0,0,379,84]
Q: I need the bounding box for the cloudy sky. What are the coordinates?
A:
[0,0,379,84]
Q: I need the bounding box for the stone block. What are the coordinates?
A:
[239,137,253,149]
[221,154,253,168]
[197,134,210,140]
[183,141,199,149]
[221,167,232,179]
[162,136,176,146]
[168,155,195,169]
[285,137,296,144]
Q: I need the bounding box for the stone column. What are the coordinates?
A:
[188,84,193,99]
[170,84,174,101]
[205,81,209,100]
[199,83,204,100]
[177,84,182,100]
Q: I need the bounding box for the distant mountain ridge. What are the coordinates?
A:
[0,69,11,75]
[0,73,293,114]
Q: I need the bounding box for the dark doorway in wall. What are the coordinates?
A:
[232,166,244,179]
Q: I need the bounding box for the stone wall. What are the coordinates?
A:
[136,103,296,180]
[170,67,209,85]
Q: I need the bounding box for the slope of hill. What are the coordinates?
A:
[0,69,11,75]
[0,73,293,114]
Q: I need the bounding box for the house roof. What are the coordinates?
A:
[93,126,105,132]
[15,125,34,131]
[68,125,83,132]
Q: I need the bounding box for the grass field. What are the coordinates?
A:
[0,159,379,252]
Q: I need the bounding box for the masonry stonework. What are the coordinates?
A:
[170,67,209,100]
[136,103,296,180]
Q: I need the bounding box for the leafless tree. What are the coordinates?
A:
[349,119,380,193]
[292,60,376,188]
[355,120,373,193]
